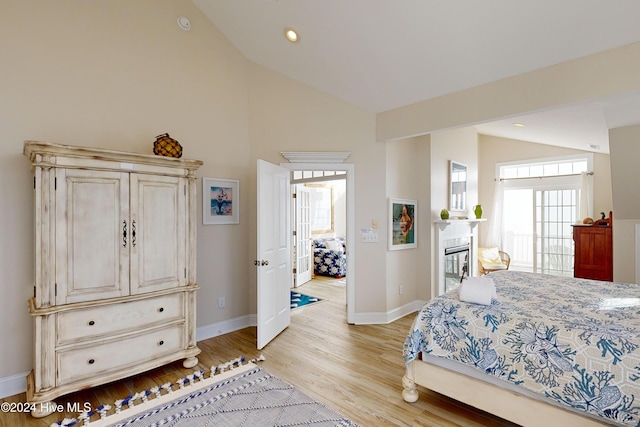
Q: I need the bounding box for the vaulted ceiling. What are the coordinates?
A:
[194,0,640,153]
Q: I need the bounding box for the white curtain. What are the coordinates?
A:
[579,172,593,221]
[487,179,504,247]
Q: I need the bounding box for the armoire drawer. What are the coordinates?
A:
[57,293,184,345]
[56,323,185,386]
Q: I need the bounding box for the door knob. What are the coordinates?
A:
[261,260,269,266]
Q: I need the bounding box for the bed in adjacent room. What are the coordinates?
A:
[402,270,640,427]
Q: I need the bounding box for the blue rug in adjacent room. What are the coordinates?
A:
[290,291,324,309]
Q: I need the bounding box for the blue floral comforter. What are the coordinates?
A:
[403,270,640,425]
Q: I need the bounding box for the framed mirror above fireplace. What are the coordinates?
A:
[450,161,467,212]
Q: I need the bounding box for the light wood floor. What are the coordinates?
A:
[1,276,518,427]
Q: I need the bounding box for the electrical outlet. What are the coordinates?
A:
[218,297,226,308]
[399,285,404,295]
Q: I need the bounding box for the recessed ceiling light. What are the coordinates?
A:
[285,28,299,43]
[513,123,525,127]
[177,16,191,31]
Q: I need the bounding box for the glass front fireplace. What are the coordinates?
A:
[444,243,469,293]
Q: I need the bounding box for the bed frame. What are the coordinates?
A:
[402,357,609,427]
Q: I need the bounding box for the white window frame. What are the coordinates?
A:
[496,154,593,275]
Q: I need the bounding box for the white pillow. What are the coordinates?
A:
[324,239,342,252]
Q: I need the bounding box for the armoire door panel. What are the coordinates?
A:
[55,169,130,305]
[130,174,187,294]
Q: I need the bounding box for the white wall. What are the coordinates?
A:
[332,180,347,238]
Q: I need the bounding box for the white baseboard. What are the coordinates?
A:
[0,371,29,399]
[350,300,425,325]
[195,314,256,342]
[0,302,423,400]
[0,316,258,400]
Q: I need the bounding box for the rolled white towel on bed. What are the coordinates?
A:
[459,276,496,305]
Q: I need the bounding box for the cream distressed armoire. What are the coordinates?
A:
[23,141,203,417]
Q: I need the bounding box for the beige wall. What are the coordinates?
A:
[2,0,637,396]
[377,42,640,143]
[246,64,385,314]
[0,0,388,389]
[430,128,479,297]
[1,0,253,381]
[609,125,640,282]
[385,138,423,310]
[416,135,432,302]
[610,125,640,220]
[477,135,613,246]
[430,128,480,220]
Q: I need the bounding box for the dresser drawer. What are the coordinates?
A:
[57,293,184,345]
[56,323,185,385]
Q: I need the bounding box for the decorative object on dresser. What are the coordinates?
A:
[152,132,183,158]
[23,141,203,418]
[572,210,612,281]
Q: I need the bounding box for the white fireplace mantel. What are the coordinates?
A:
[434,218,486,296]
[434,218,486,230]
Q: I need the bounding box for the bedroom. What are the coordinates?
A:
[2,1,640,425]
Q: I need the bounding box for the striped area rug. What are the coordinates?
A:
[52,357,358,427]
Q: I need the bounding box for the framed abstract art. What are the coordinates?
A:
[203,177,239,225]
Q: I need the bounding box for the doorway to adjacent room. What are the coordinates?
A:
[281,161,354,325]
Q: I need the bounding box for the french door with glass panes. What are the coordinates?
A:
[502,187,578,276]
[499,156,590,277]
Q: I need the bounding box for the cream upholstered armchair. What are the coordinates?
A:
[478,247,510,275]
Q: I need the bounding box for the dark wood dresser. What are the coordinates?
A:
[572,211,613,281]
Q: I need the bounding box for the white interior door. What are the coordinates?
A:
[295,184,312,287]
[257,159,291,349]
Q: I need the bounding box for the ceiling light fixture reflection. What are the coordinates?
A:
[285,28,299,43]
[513,123,525,127]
